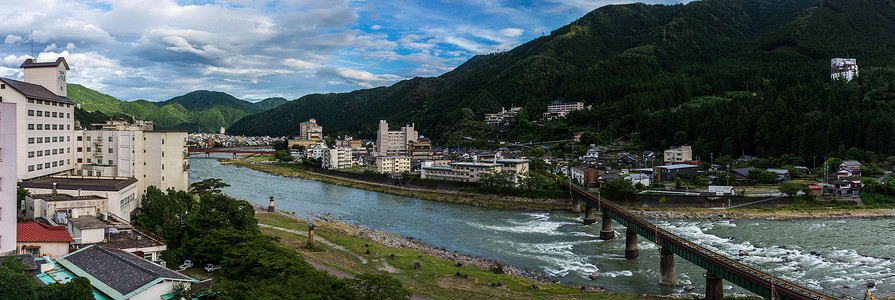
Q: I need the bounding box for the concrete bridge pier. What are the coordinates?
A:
[625,228,639,259]
[205,152,210,158]
[233,153,237,158]
[583,205,597,225]
[659,248,675,285]
[705,271,723,300]
[599,215,614,240]
[570,197,582,213]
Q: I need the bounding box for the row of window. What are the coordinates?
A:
[76,158,115,165]
[26,159,69,171]
[27,124,71,131]
[27,98,72,108]
[76,147,114,153]
[27,136,69,144]
[27,110,70,119]
[27,148,68,157]
[76,136,114,142]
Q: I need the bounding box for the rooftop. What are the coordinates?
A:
[22,176,138,192]
[20,57,69,69]
[497,159,530,164]
[656,164,697,170]
[69,217,109,230]
[0,77,75,104]
[451,162,500,167]
[57,246,195,299]
[28,193,107,202]
[17,222,74,242]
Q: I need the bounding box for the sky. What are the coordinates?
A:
[0,0,691,102]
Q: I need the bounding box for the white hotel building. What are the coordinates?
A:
[0,58,75,181]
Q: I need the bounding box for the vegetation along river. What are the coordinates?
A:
[189,156,894,298]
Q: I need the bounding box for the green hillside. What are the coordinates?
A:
[67,85,286,132]
[228,0,895,159]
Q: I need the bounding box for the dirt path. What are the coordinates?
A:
[258,223,368,264]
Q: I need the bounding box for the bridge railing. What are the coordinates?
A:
[552,175,839,300]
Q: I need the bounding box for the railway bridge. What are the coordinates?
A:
[188,149,274,158]
[555,176,838,300]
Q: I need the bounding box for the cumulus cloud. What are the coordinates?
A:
[5,35,23,45]
[499,28,524,37]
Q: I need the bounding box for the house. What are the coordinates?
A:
[56,245,197,300]
[22,193,107,223]
[766,169,792,182]
[839,160,862,177]
[68,214,168,262]
[21,176,139,221]
[831,58,859,81]
[569,166,598,185]
[625,173,651,187]
[16,221,74,259]
[67,217,107,244]
[832,177,862,195]
[653,164,698,181]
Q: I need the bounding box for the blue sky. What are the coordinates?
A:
[0,0,691,102]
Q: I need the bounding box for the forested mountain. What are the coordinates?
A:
[67,86,286,132]
[228,0,895,160]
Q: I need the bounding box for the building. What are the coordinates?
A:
[653,164,698,181]
[839,160,862,176]
[376,156,411,174]
[569,165,598,185]
[497,159,530,178]
[423,162,500,182]
[20,176,139,221]
[288,139,325,149]
[0,58,76,180]
[375,120,419,156]
[663,145,693,164]
[299,118,323,140]
[322,147,354,170]
[410,138,433,160]
[16,221,73,259]
[542,101,586,119]
[56,245,197,300]
[484,107,522,126]
[0,102,16,255]
[307,144,328,160]
[22,193,107,223]
[67,214,168,262]
[625,173,651,187]
[831,58,859,81]
[335,136,363,149]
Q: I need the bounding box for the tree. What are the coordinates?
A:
[748,169,778,184]
[189,178,230,195]
[17,182,29,211]
[348,274,411,300]
[778,182,801,197]
[274,150,294,162]
[0,267,38,300]
[603,179,635,201]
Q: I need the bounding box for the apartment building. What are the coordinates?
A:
[410,138,433,160]
[484,107,522,126]
[422,159,530,183]
[375,156,411,174]
[542,101,586,119]
[73,120,188,196]
[663,145,693,164]
[375,120,418,156]
[322,147,354,170]
[0,102,16,255]
[299,118,323,140]
[0,58,76,180]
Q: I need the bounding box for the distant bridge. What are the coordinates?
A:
[188,149,274,158]
[549,173,838,300]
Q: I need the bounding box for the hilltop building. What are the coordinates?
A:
[542,101,587,119]
[299,118,323,140]
[484,107,522,126]
[663,145,694,165]
[0,57,76,180]
[375,120,419,156]
[0,102,16,255]
[831,58,858,81]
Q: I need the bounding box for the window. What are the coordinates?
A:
[44,111,49,116]
[45,163,50,169]
[52,112,57,117]
[67,136,70,141]
[67,125,70,130]
[28,165,34,172]
[28,99,34,103]
[108,148,113,153]
[96,172,101,177]
[77,158,82,163]
[86,147,91,152]
[36,137,42,143]
[108,137,112,142]
[36,164,42,170]
[27,138,34,144]
[87,158,92,163]
[36,111,42,117]
[52,161,57,167]
[77,136,82,141]
[67,113,70,118]
[87,136,91,141]
[108,160,113,165]
[27,110,34,116]
[0,83,4,89]
[52,137,57,142]
[52,149,57,155]
[87,171,92,176]
[52,124,57,130]
[28,151,34,158]
[44,124,49,129]
[28,124,34,130]
[44,150,49,156]
[36,124,42,130]
[77,147,82,152]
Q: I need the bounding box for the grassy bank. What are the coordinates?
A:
[254,212,662,300]
[221,158,566,210]
[630,206,895,220]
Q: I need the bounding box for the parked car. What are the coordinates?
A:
[205,263,221,272]
[178,260,193,270]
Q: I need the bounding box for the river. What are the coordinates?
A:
[189,156,894,298]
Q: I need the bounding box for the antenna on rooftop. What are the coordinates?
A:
[30,28,34,59]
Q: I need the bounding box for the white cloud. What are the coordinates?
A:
[44,43,57,52]
[499,28,524,37]
[4,35,23,45]
[370,25,382,30]
[320,67,403,88]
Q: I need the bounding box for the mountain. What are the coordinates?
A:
[228,0,895,159]
[67,86,287,132]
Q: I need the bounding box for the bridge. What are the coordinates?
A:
[188,149,274,158]
[553,176,838,300]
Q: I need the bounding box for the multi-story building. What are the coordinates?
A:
[831,58,858,81]
[72,120,188,197]
[542,101,586,119]
[0,58,76,180]
[663,145,693,164]
[422,159,530,183]
[335,136,364,149]
[299,118,323,140]
[21,176,139,221]
[0,102,16,255]
[375,156,411,174]
[322,147,354,170]
[375,120,418,157]
[23,193,107,222]
[484,107,522,126]
[410,138,433,160]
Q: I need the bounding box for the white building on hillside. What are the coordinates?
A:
[375,120,418,157]
[831,58,859,81]
[0,58,76,180]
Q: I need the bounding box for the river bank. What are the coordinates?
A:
[220,157,568,210]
